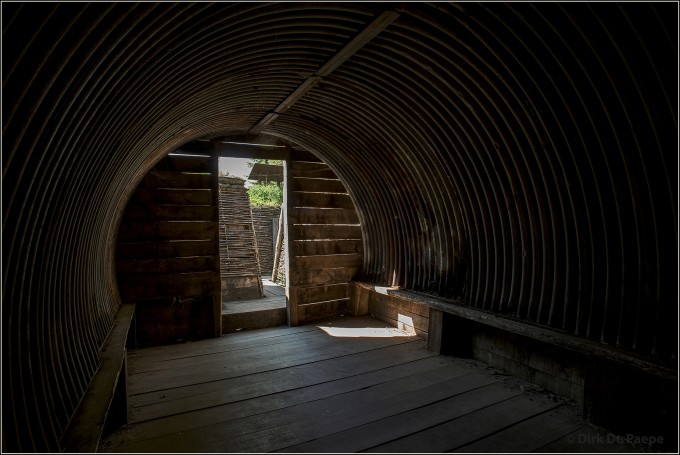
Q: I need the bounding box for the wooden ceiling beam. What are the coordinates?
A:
[250,10,399,133]
[176,140,290,161]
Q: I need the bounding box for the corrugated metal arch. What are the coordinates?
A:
[2,3,676,451]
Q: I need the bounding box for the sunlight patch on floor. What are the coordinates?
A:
[317,325,412,338]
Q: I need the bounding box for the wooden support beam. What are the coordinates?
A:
[248,162,283,183]
[350,281,370,316]
[426,308,444,354]
[208,133,290,146]
[249,113,279,134]
[211,152,222,338]
[315,11,400,77]
[272,76,321,115]
[250,10,399,133]
[283,160,297,326]
[272,205,285,280]
[176,140,290,161]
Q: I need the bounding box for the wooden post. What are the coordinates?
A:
[427,308,444,353]
[350,282,370,316]
[283,158,297,326]
[249,205,265,298]
[211,151,222,337]
[271,205,284,281]
[427,308,473,357]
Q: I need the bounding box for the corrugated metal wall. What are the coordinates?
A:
[269,3,677,361]
[2,3,676,451]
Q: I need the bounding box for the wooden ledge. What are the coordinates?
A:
[60,303,135,452]
[352,282,676,380]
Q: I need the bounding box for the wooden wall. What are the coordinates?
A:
[116,154,221,347]
[367,288,429,338]
[286,151,363,324]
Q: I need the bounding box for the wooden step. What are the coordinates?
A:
[222,308,287,334]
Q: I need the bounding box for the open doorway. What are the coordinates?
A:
[115,136,364,346]
[218,156,286,333]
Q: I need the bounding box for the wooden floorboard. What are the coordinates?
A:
[101,355,441,451]
[115,362,486,453]
[128,334,418,400]
[100,316,641,453]
[216,370,497,453]
[128,340,426,422]
[451,403,584,453]
[128,324,316,364]
[129,329,324,375]
[277,382,519,453]
[364,394,563,453]
[129,329,333,376]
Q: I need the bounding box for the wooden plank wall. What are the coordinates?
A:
[349,282,429,339]
[286,151,363,324]
[218,176,263,301]
[116,153,220,347]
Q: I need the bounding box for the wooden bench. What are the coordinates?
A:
[351,282,677,451]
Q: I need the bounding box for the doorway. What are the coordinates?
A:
[217,155,287,333]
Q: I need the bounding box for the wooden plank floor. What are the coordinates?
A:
[100,316,639,453]
[222,277,286,314]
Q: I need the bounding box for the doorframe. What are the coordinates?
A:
[194,134,292,331]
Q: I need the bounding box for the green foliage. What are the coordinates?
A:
[249,158,283,166]
[248,181,282,206]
